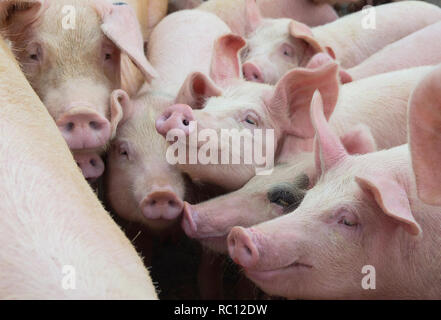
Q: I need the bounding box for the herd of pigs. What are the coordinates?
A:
[0,0,440,300]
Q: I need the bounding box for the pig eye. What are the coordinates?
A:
[338,213,358,228]
[243,113,259,127]
[26,43,42,63]
[116,142,130,160]
[268,185,304,212]
[281,43,294,58]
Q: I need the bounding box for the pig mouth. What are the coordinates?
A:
[245,260,313,282]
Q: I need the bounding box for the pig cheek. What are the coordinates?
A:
[105,161,139,223]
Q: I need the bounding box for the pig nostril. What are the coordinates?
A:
[89,121,100,130]
[253,72,260,80]
[183,119,190,126]
[244,245,252,256]
[67,122,75,131]
[168,200,176,207]
[151,200,157,206]
[89,159,96,167]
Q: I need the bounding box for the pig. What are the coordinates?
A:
[198,0,338,37]
[347,21,441,81]
[227,89,441,299]
[242,0,441,84]
[408,64,441,206]
[156,36,434,191]
[105,10,230,230]
[125,0,169,41]
[0,36,157,299]
[182,124,377,253]
[0,0,157,180]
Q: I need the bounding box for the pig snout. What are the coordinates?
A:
[242,62,264,83]
[140,187,184,221]
[156,104,195,137]
[56,107,111,150]
[74,153,105,181]
[182,202,198,238]
[227,227,260,269]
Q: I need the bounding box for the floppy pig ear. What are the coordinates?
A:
[0,0,43,34]
[268,56,339,138]
[356,175,422,236]
[175,72,222,109]
[96,1,158,83]
[408,66,441,206]
[110,89,133,138]
[289,20,325,61]
[245,0,263,34]
[311,91,347,176]
[210,34,246,87]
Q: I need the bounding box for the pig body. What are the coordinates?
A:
[243,1,441,84]
[0,37,157,299]
[106,10,230,229]
[347,21,441,81]
[0,0,155,179]
[198,0,338,36]
[227,84,441,299]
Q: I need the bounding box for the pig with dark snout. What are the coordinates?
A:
[105,10,230,231]
[227,87,441,299]
[181,123,377,253]
[0,0,156,180]
[241,0,441,84]
[156,35,434,191]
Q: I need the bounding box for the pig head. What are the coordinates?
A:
[0,0,157,179]
[156,34,341,191]
[227,91,436,299]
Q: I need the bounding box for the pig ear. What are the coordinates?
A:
[268,57,340,138]
[355,175,422,236]
[96,2,158,83]
[175,72,222,109]
[311,91,347,176]
[110,89,133,138]
[408,66,441,206]
[306,52,352,85]
[341,124,377,155]
[0,0,43,33]
[245,0,263,34]
[289,20,325,58]
[210,34,246,87]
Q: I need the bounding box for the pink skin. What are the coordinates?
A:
[347,22,441,81]
[73,152,105,182]
[227,91,441,299]
[0,36,157,299]
[0,0,156,178]
[181,124,376,253]
[198,0,337,37]
[157,36,432,190]
[242,1,441,84]
[106,10,231,230]
[408,65,441,206]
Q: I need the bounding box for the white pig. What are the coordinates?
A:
[0,36,157,299]
[0,0,157,179]
[242,0,441,84]
[227,88,441,299]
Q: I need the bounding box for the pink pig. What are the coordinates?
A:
[227,86,441,299]
[156,37,434,190]
[347,21,441,81]
[198,0,338,37]
[242,0,441,84]
[105,10,231,229]
[0,0,156,180]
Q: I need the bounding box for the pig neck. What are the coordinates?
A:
[276,134,314,164]
[362,146,441,298]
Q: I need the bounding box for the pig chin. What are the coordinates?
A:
[244,261,313,297]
